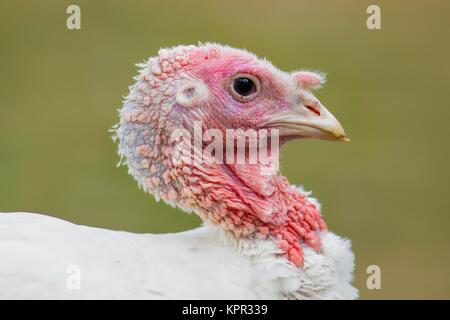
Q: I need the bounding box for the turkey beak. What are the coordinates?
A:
[261,96,349,142]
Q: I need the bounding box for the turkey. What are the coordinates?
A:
[0,44,357,299]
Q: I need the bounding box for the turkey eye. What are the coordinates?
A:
[229,74,260,102]
[233,78,256,96]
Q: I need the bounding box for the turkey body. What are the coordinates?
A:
[0,212,357,299]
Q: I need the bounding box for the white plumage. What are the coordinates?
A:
[0,212,356,299]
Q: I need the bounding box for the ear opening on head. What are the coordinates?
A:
[176,80,209,108]
[292,70,326,90]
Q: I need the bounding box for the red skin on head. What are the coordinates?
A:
[118,44,327,267]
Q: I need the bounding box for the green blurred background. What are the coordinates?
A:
[1,0,449,299]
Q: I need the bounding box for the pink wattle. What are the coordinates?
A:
[177,161,327,268]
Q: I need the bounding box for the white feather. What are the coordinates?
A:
[0,212,357,299]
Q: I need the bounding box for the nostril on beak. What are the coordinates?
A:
[304,100,321,116]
